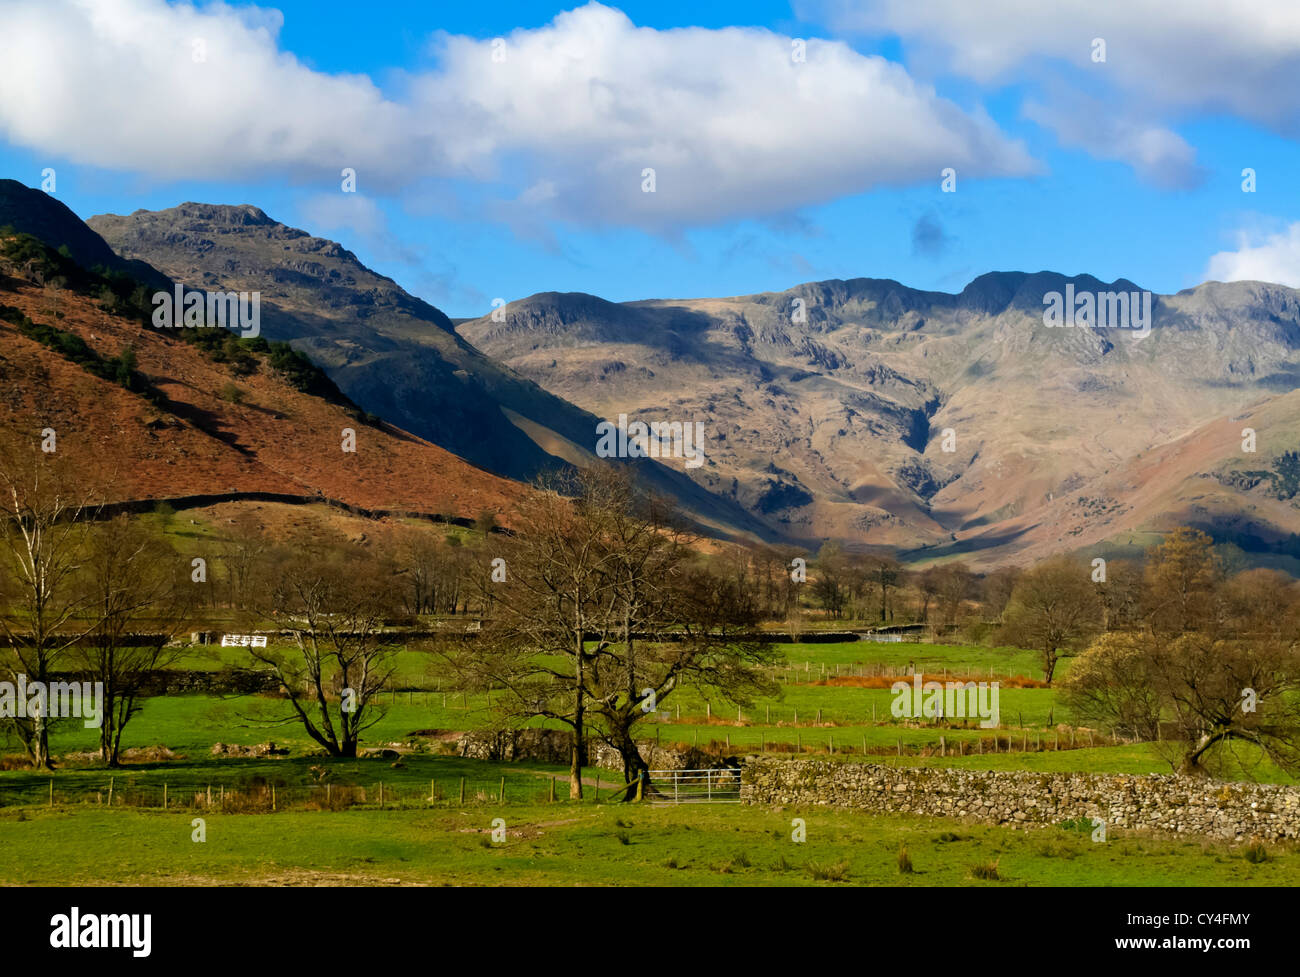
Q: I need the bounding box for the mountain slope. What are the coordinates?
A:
[87,203,773,541]
[458,275,1300,565]
[0,230,527,520]
[0,179,166,288]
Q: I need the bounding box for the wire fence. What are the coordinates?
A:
[0,771,644,812]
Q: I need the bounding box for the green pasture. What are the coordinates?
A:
[0,791,1293,886]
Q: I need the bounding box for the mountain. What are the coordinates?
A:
[0,180,170,292]
[0,225,526,521]
[457,274,1300,568]
[87,203,773,541]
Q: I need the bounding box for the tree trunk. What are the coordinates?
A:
[571,637,585,800]
[1182,730,1228,774]
[613,721,649,801]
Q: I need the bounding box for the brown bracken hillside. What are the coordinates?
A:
[0,242,527,523]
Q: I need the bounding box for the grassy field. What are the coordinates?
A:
[3,636,1294,887]
[1,792,1292,886]
[8,636,1291,784]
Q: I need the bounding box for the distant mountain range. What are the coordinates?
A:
[5,176,1299,568]
[456,275,1300,568]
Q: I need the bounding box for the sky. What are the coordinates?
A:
[1,0,1298,317]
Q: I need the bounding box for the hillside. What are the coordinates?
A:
[457,275,1300,566]
[0,231,527,521]
[87,203,773,542]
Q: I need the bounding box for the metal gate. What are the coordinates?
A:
[646,768,742,804]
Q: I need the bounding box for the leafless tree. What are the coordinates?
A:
[75,515,192,765]
[999,557,1101,685]
[0,440,102,768]
[246,542,399,757]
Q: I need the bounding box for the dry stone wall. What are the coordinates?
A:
[741,758,1300,841]
[456,727,733,772]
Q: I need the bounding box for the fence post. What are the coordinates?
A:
[378,782,383,808]
[108,777,114,807]
[499,776,505,805]
[271,784,276,811]
[549,777,556,803]
[48,778,53,808]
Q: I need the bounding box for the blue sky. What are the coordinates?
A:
[1,0,1298,317]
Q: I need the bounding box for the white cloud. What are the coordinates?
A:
[1022,95,1204,190]
[0,0,424,183]
[804,0,1300,135]
[1206,223,1300,288]
[0,0,1038,230]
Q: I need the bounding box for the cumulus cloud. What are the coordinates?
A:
[0,0,422,184]
[0,0,1037,230]
[1206,223,1300,288]
[804,0,1300,134]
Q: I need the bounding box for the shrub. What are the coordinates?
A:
[807,859,850,882]
[969,859,1001,881]
[1242,839,1268,864]
[897,844,913,874]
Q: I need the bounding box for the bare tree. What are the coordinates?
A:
[441,468,620,798]
[583,474,780,792]
[0,441,101,768]
[247,543,399,757]
[76,515,192,765]
[980,566,1020,625]
[999,557,1101,685]
[812,543,848,619]
[1092,558,1141,632]
[1062,628,1300,776]
[867,555,902,624]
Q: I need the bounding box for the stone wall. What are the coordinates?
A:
[456,727,734,773]
[740,758,1300,841]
